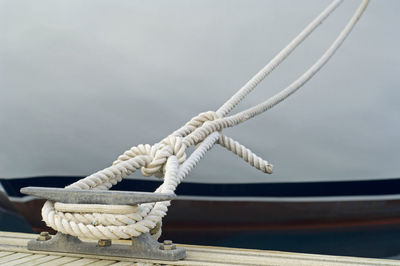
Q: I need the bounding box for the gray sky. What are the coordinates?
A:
[1,0,399,183]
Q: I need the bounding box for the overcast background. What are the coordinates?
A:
[1,0,399,183]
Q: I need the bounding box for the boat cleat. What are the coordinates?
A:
[20,186,186,261]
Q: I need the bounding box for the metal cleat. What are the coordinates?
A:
[20,186,186,261]
[20,186,176,205]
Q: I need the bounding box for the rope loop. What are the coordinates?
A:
[43,108,275,240]
[40,0,369,240]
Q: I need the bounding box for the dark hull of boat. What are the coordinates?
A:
[3,176,400,258]
[3,176,400,231]
[0,191,32,233]
[10,197,400,233]
[4,176,400,198]
[3,176,400,230]
[4,197,400,258]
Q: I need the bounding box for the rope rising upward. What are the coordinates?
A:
[42,0,369,240]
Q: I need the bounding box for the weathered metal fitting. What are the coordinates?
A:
[37,231,51,241]
[164,240,173,245]
[160,240,176,250]
[98,239,111,247]
[28,232,186,261]
[20,186,176,205]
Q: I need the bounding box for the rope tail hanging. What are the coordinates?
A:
[42,0,370,240]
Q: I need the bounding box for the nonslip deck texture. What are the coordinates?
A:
[0,231,399,266]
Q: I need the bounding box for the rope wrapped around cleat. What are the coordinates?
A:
[42,0,369,240]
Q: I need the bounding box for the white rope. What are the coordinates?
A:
[54,203,139,214]
[216,0,344,118]
[182,0,370,147]
[41,0,369,240]
[219,134,273,174]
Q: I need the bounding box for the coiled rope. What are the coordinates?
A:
[42,0,369,240]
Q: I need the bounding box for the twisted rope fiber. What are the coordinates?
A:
[42,0,369,240]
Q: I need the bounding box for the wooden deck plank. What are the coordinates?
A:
[0,231,399,266]
[108,262,136,266]
[64,258,99,266]
[0,252,31,264]
[40,256,81,265]
[0,251,14,258]
[109,263,158,266]
[2,254,45,266]
[63,258,101,266]
[0,231,37,239]
[0,236,29,246]
[86,260,118,266]
[22,255,63,265]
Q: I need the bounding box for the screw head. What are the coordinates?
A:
[160,240,176,250]
[163,240,173,245]
[37,231,51,241]
[98,239,112,247]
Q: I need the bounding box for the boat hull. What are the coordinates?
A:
[9,196,400,232]
[4,176,400,257]
[3,176,400,232]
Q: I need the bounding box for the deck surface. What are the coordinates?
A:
[0,231,400,265]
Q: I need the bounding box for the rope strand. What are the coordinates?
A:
[216,0,343,117]
[41,0,369,240]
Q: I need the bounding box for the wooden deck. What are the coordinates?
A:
[0,231,399,265]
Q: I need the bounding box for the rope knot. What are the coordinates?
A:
[112,111,219,179]
[139,111,220,177]
[172,111,219,138]
[41,0,369,240]
[141,136,187,177]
